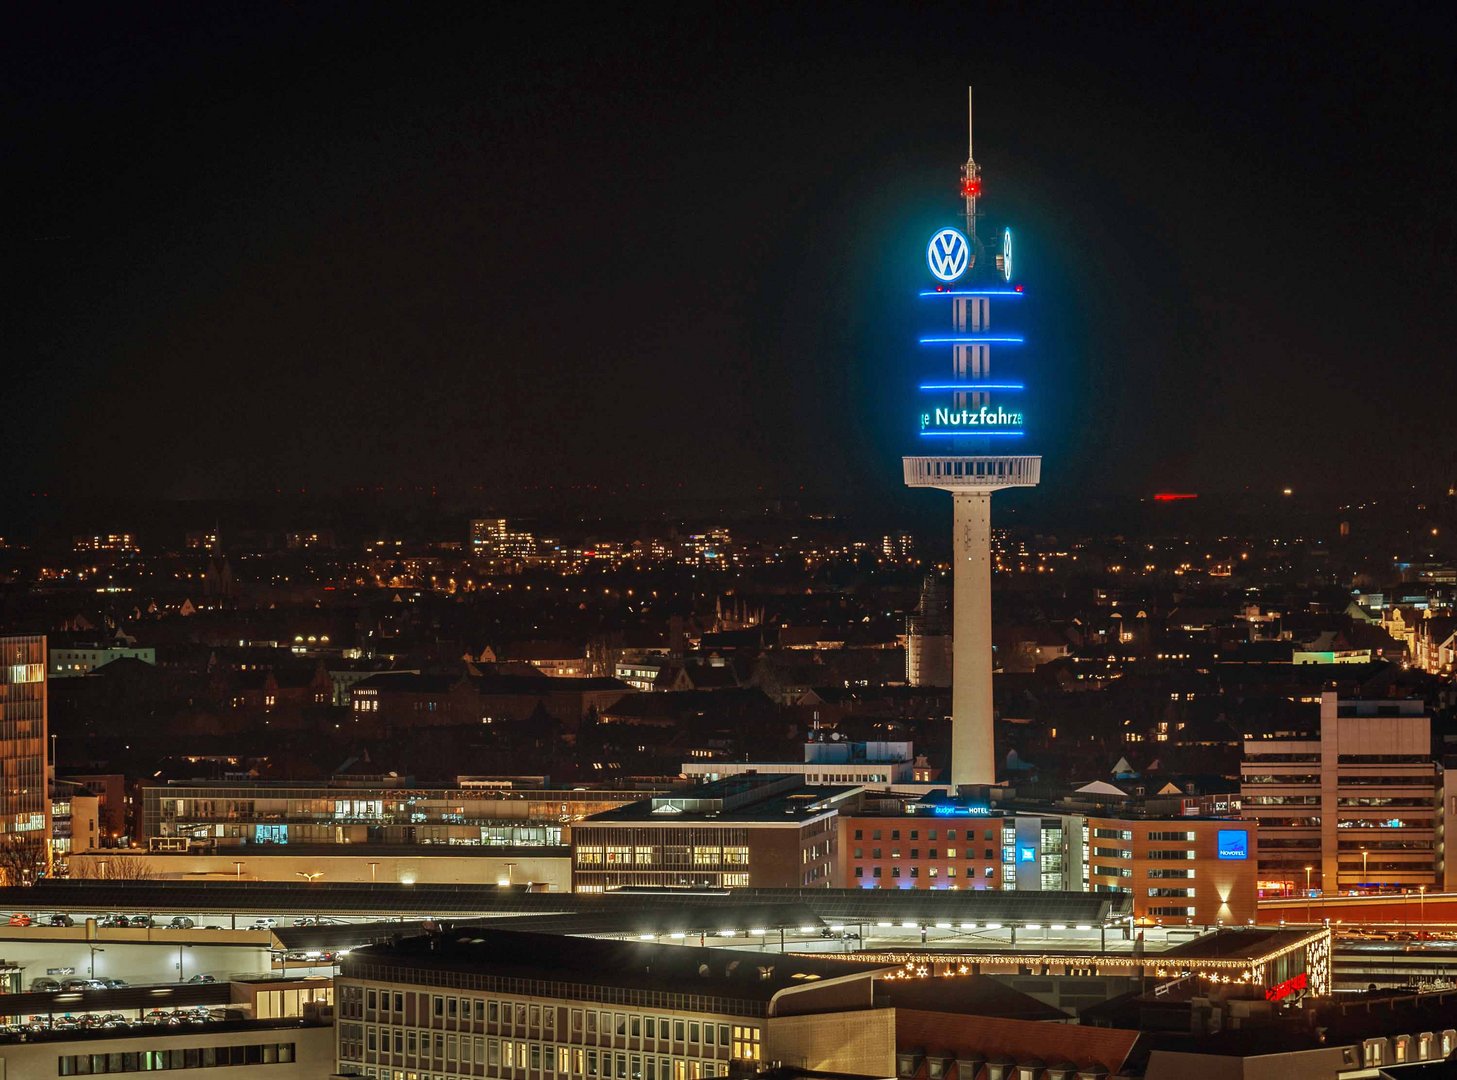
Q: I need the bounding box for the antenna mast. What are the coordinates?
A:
[960,86,981,250]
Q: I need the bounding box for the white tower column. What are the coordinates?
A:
[952,490,995,786]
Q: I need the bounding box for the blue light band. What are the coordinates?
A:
[919,290,1025,297]
[918,383,1024,392]
[919,430,1025,438]
[919,336,1024,345]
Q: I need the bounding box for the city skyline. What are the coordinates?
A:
[10,5,1457,505]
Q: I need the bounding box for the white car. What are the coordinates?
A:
[251,918,278,930]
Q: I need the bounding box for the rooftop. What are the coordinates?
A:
[342,929,888,1004]
[579,775,861,825]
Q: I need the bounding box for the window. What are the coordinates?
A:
[731,1026,761,1062]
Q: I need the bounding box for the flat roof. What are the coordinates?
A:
[342,929,887,1003]
[127,844,570,860]
[579,776,861,825]
[0,882,1134,925]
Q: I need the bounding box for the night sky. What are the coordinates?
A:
[10,4,1457,507]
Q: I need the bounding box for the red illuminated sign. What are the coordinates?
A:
[1153,493,1199,502]
[1265,972,1308,1002]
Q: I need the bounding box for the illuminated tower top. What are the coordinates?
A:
[961,86,981,260]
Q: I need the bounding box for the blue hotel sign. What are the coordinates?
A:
[1217,829,1249,861]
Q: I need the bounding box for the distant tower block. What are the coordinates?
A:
[906,574,952,687]
[904,88,1041,788]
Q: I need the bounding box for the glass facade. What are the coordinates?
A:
[0,635,49,880]
[144,784,645,850]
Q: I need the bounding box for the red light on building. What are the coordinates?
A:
[1264,972,1308,1002]
[960,178,982,198]
[1014,285,1024,292]
[1153,493,1199,503]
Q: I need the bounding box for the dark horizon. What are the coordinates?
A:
[10,5,1457,504]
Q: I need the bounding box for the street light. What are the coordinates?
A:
[177,943,192,983]
[88,946,104,979]
[1304,866,1314,924]
[1361,848,1368,888]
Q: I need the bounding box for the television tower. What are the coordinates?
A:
[905,89,1040,789]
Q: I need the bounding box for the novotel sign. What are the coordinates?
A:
[1217,829,1249,861]
[921,406,1024,431]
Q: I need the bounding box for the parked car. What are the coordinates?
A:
[127,915,152,928]
[250,918,277,930]
[99,914,128,928]
[167,916,195,930]
[187,974,216,984]
[100,977,128,989]
[8,913,32,926]
[43,913,75,927]
[28,978,60,992]
[60,978,92,991]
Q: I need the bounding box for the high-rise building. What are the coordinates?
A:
[905,574,952,687]
[469,518,508,552]
[1241,691,1450,895]
[0,634,50,880]
[903,90,1039,785]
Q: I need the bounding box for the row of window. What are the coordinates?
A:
[852,848,996,861]
[58,1044,295,1074]
[341,989,757,1057]
[851,828,996,842]
[853,866,994,880]
[341,1032,758,1075]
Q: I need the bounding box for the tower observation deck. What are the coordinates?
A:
[904,89,1041,788]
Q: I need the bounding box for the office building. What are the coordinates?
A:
[839,793,1259,924]
[0,634,49,880]
[681,741,915,787]
[1241,691,1446,894]
[142,780,651,852]
[48,642,157,678]
[571,776,854,892]
[335,930,888,1079]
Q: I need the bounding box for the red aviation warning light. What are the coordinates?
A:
[960,176,982,199]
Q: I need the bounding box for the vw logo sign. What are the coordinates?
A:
[927,227,970,283]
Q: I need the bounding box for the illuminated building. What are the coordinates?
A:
[48,642,157,678]
[570,776,852,892]
[334,930,878,1080]
[0,634,49,879]
[1241,691,1446,895]
[903,90,1039,787]
[839,793,1258,924]
[905,574,951,687]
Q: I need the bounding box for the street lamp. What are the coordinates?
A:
[88,946,104,979]
[1361,848,1368,888]
[1304,866,1314,924]
[177,943,192,983]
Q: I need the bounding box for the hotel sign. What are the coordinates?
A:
[1217,829,1249,861]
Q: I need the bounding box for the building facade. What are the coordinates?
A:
[143,781,651,851]
[334,931,879,1080]
[571,777,853,892]
[0,634,49,880]
[837,796,1259,924]
[1241,692,1443,895]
